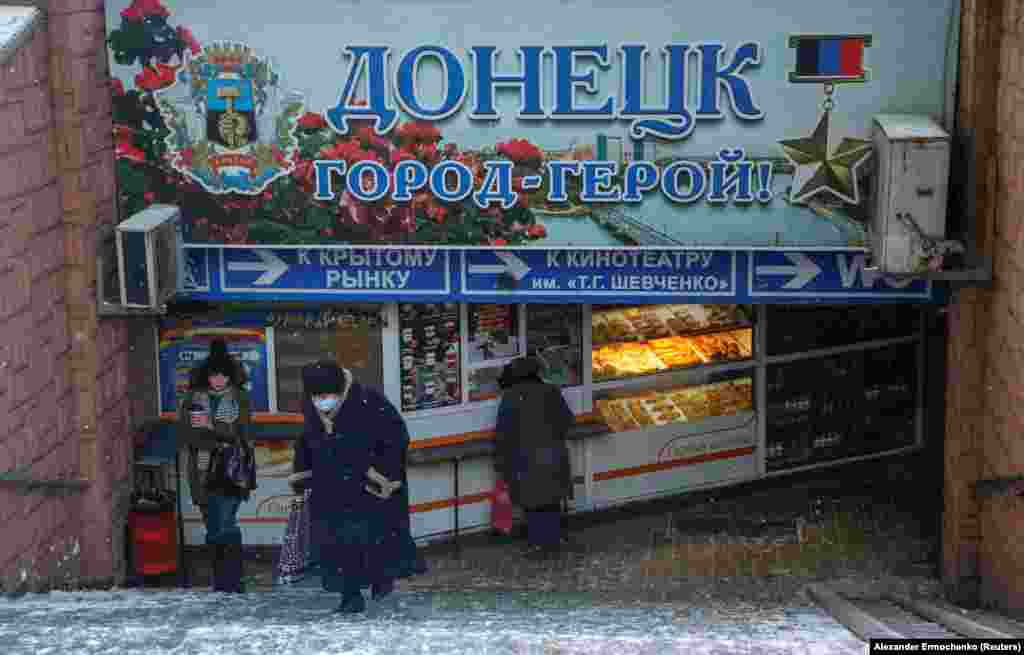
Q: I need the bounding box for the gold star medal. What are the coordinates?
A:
[779,110,872,205]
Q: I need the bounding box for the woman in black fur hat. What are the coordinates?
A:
[177,338,255,593]
[495,356,574,557]
[289,360,425,613]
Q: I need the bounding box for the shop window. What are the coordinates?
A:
[765,342,918,472]
[526,304,583,388]
[591,304,753,383]
[398,303,461,412]
[765,305,921,356]
[861,343,917,453]
[465,304,521,402]
[593,369,754,433]
[273,308,383,414]
[463,304,584,403]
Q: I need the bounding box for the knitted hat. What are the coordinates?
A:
[204,339,236,377]
[302,360,345,395]
[498,356,543,390]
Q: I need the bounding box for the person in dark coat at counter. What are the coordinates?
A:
[177,339,256,593]
[494,356,575,557]
[288,360,426,614]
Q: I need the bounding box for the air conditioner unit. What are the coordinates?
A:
[97,205,180,315]
[869,114,962,274]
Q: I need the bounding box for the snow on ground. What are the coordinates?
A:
[0,588,866,655]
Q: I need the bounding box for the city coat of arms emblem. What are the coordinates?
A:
[155,43,304,195]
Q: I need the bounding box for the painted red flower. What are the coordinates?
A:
[321,139,376,166]
[415,142,441,165]
[491,239,508,246]
[391,148,416,165]
[262,190,274,202]
[271,145,287,165]
[111,79,125,96]
[135,64,177,92]
[396,120,442,145]
[320,227,335,238]
[115,141,145,162]
[144,192,156,203]
[395,205,417,233]
[526,224,547,239]
[121,0,170,21]
[291,155,316,190]
[340,192,372,225]
[428,203,448,224]
[112,125,134,144]
[297,112,328,130]
[176,146,194,166]
[497,138,544,166]
[176,26,201,56]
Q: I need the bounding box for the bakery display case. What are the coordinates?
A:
[591,304,753,382]
[595,376,754,433]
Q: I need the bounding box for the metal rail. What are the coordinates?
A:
[974,475,1024,499]
[0,470,89,493]
[808,583,1024,642]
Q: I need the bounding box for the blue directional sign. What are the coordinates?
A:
[214,247,450,298]
[747,252,932,299]
[181,248,210,292]
[460,249,737,302]
[181,247,941,304]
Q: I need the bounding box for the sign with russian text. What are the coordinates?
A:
[461,250,737,301]
[157,326,271,413]
[183,246,940,303]
[748,252,932,298]
[106,0,957,249]
[219,247,450,296]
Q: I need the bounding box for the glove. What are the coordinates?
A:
[365,466,402,499]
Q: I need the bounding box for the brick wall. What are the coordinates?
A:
[47,0,137,585]
[1,1,144,591]
[0,8,83,591]
[945,0,1024,616]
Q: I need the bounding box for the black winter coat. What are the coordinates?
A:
[494,380,574,509]
[291,381,425,591]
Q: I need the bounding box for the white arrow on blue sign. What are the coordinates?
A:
[466,252,532,281]
[225,250,289,285]
[748,252,931,298]
[218,248,450,295]
[462,250,736,297]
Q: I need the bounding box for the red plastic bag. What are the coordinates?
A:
[491,479,513,535]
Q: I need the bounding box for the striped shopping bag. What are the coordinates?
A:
[274,488,319,586]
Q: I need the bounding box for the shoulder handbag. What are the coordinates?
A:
[209,435,257,491]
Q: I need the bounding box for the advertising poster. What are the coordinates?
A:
[157,326,271,413]
[398,303,461,411]
[105,0,957,250]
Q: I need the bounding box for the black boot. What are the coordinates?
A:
[211,544,227,592]
[220,543,245,593]
[371,580,394,600]
[336,591,366,614]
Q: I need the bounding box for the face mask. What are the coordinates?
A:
[314,397,339,413]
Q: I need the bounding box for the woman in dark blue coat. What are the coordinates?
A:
[288,361,426,613]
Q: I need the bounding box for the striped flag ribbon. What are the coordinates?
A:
[788,34,872,83]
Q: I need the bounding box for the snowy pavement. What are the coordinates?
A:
[0,587,866,654]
